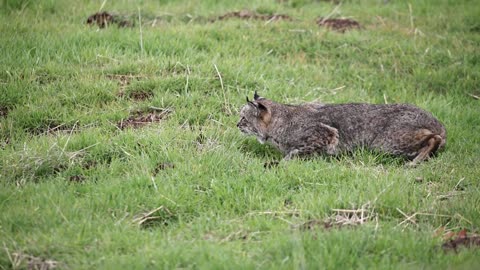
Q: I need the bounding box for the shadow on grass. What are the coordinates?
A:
[239,138,282,160]
[239,139,408,167]
[333,148,408,167]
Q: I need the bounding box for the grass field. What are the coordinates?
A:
[1,0,480,269]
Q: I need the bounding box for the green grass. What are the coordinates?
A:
[1,0,480,269]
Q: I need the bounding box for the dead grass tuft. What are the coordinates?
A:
[132,206,175,228]
[316,17,361,33]
[214,10,292,22]
[117,107,172,129]
[7,251,60,270]
[297,204,374,231]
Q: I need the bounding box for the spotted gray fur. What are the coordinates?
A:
[237,92,446,165]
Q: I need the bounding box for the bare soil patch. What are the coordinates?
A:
[69,175,86,183]
[442,229,480,252]
[214,10,292,22]
[299,219,335,230]
[316,17,361,32]
[34,71,60,85]
[117,108,171,129]
[128,90,154,101]
[83,160,98,170]
[153,162,175,175]
[0,106,8,118]
[27,122,79,136]
[107,74,153,101]
[52,164,67,174]
[86,11,133,28]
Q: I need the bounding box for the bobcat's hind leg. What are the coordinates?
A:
[407,134,443,166]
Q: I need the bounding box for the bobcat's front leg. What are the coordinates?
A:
[283,149,301,161]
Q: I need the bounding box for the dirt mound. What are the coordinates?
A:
[316,17,361,33]
[215,10,292,22]
[128,90,153,101]
[86,11,132,28]
[117,108,171,129]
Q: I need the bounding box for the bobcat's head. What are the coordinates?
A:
[237,92,272,144]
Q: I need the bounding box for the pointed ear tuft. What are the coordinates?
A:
[254,91,260,100]
[246,96,250,103]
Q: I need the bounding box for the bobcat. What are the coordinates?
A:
[237,92,446,165]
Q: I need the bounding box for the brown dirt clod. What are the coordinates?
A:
[442,229,480,252]
[0,106,8,118]
[86,11,132,28]
[215,10,292,22]
[52,164,67,174]
[316,17,361,33]
[117,109,171,130]
[299,219,334,230]
[283,198,293,207]
[153,162,175,175]
[69,175,86,183]
[128,90,154,101]
[86,11,114,28]
[83,160,97,170]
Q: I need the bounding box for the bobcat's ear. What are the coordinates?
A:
[254,91,260,100]
[257,102,268,112]
[246,97,257,108]
[256,101,271,125]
